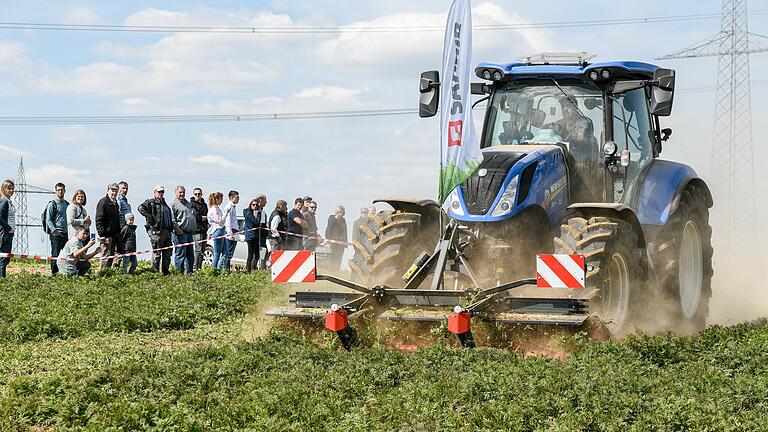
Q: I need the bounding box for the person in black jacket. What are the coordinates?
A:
[118,213,138,274]
[243,196,268,272]
[95,183,121,268]
[325,205,348,271]
[138,185,180,275]
[267,200,288,258]
[189,187,208,270]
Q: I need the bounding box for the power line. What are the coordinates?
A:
[2,78,761,126]
[0,108,419,125]
[1,11,767,34]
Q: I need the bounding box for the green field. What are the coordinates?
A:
[1,265,767,431]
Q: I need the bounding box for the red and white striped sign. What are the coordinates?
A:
[271,250,316,283]
[536,254,586,289]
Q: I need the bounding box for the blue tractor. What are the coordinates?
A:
[269,53,713,348]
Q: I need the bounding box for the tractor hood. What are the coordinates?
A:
[448,145,564,222]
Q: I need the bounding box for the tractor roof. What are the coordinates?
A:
[476,60,659,81]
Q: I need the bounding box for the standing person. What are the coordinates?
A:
[67,190,91,240]
[118,213,138,274]
[189,187,208,270]
[286,198,308,250]
[0,180,16,278]
[57,226,99,276]
[268,200,288,259]
[302,200,321,251]
[243,199,262,272]
[221,190,240,271]
[352,207,369,245]
[171,185,197,275]
[95,183,121,268]
[116,181,132,227]
[45,182,69,276]
[207,192,227,270]
[138,185,177,275]
[115,181,131,270]
[255,194,268,269]
[325,205,348,271]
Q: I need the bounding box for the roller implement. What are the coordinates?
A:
[266,53,714,349]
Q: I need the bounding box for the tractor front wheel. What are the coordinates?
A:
[555,216,644,336]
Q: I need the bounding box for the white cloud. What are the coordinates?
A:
[26,164,89,186]
[0,143,29,158]
[188,154,249,172]
[0,40,29,69]
[67,7,102,24]
[199,133,293,155]
[316,2,554,68]
[293,86,368,103]
[121,97,152,106]
[117,85,371,116]
[52,125,97,142]
[30,60,276,96]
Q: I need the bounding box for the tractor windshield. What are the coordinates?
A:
[484,81,604,152]
[484,81,607,201]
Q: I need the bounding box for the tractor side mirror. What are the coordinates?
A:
[471,82,491,95]
[650,68,675,116]
[419,70,440,118]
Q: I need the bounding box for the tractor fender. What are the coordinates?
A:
[566,203,646,251]
[635,160,713,226]
[372,198,445,230]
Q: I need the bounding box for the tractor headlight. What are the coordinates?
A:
[449,188,464,216]
[491,175,519,217]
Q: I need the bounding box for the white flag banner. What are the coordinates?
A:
[439,0,482,204]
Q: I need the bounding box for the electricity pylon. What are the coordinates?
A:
[12,158,54,254]
[658,0,768,251]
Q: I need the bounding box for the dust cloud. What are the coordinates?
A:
[707,229,768,325]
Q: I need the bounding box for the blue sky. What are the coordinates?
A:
[1,0,767,281]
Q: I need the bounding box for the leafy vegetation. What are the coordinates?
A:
[0,268,273,343]
[0,270,767,430]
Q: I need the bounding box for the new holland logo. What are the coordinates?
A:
[478,168,488,177]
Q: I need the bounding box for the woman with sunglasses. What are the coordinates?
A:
[243,196,267,272]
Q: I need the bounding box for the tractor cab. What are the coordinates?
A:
[421,52,676,214]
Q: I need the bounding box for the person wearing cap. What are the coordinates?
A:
[138,184,180,275]
[95,183,121,268]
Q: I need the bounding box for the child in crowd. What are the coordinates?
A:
[119,213,138,274]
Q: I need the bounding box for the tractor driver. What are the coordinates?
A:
[544,95,597,162]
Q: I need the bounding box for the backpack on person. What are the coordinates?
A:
[41,200,68,235]
[41,201,57,235]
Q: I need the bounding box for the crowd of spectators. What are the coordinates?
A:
[0,178,363,278]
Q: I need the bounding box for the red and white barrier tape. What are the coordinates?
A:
[0,224,350,263]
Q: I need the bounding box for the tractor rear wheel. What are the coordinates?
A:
[555,216,644,336]
[652,186,713,334]
[349,211,437,287]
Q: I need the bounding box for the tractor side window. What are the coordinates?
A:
[612,88,653,203]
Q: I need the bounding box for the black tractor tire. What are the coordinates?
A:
[349,211,437,287]
[651,186,713,334]
[554,216,645,336]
